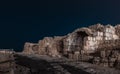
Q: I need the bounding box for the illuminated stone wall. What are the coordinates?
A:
[23,24,120,57]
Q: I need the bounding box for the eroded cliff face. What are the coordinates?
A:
[23,24,120,60]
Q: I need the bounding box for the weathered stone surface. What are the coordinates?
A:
[37,36,65,57]
[23,42,39,54]
[22,24,120,69]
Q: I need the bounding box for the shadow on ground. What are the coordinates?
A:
[61,64,90,74]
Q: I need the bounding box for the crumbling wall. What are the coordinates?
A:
[38,37,54,55]
[84,24,119,54]
[22,24,120,62]
[115,24,120,37]
[63,33,76,54]
[23,42,39,54]
[92,39,120,68]
[23,36,65,57]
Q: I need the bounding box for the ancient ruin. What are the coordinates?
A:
[22,23,120,69]
[1,24,120,74]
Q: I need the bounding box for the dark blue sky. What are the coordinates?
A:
[0,0,120,51]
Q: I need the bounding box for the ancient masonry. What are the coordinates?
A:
[23,24,120,60]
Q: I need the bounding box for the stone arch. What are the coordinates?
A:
[73,28,93,51]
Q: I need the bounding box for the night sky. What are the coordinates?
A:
[0,0,120,51]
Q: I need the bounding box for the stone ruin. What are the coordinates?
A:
[23,23,120,69]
